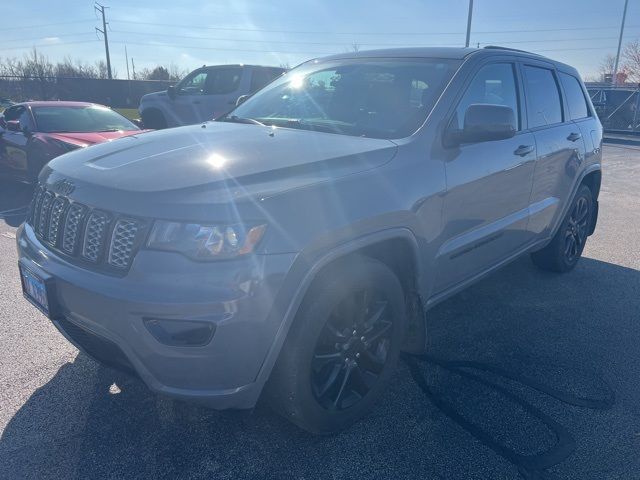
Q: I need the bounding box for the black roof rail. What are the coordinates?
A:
[483,45,540,55]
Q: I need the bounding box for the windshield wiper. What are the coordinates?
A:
[260,118,346,135]
[217,115,266,127]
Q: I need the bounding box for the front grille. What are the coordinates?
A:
[82,211,111,262]
[109,219,141,269]
[28,184,146,272]
[62,203,86,254]
[47,197,68,245]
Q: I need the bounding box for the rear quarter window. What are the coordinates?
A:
[560,72,589,120]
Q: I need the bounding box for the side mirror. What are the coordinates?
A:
[167,85,176,100]
[447,104,516,146]
[236,94,250,106]
[6,120,20,132]
[132,118,144,129]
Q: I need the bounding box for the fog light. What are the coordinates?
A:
[144,318,216,347]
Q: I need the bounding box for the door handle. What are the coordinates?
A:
[567,132,582,142]
[192,100,201,105]
[514,145,534,157]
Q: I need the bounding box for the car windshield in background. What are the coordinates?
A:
[32,106,138,133]
[223,58,460,139]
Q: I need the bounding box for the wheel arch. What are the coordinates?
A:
[546,163,601,241]
[256,228,427,392]
[581,168,602,199]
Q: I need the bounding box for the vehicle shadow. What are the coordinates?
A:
[0,180,33,227]
[2,256,639,480]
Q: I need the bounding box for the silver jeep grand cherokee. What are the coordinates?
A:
[17,47,602,433]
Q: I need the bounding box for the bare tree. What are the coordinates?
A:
[599,53,616,82]
[95,60,117,79]
[623,39,640,83]
[54,56,99,78]
[167,63,187,82]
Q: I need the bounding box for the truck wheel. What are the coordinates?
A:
[140,109,167,129]
[266,257,406,434]
[531,184,594,273]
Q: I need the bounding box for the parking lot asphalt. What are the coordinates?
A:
[1,144,639,480]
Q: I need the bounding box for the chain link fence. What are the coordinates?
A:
[586,83,640,134]
[0,76,172,109]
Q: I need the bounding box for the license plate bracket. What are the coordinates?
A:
[19,262,61,319]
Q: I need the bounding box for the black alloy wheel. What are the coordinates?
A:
[564,195,590,263]
[266,257,406,434]
[311,289,393,411]
[531,184,594,273]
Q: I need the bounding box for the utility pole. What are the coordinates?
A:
[612,0,629,85]
[95,2,112,79]
[465,0,474,48]
[124,45,130,80]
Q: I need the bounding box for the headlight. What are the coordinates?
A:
[147,221,267,260]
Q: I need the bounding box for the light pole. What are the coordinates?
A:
[465,0,474,48]
[95,3,112,79]
[612,0,629,85]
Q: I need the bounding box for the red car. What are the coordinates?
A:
[0,101,145,183]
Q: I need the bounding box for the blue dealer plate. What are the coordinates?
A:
[20,265,50,316]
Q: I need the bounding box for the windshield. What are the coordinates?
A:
[32,105,139,133]
[222,58,460,139]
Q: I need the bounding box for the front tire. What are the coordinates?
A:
[266,257,406,434]
[531,184,594,273]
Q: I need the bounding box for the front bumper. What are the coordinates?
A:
[17,223,297,409]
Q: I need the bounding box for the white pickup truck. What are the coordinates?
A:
[138,64,285,129]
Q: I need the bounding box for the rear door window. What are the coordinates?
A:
[250,68,282,92]
[523,65,563,128]
[559,72,589,120]
[204,68,242,95]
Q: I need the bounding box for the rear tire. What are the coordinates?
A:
[531,184,594,273]
[140,109,167,129]
[266,257,406,434]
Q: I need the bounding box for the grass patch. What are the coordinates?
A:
[115,108,139,121]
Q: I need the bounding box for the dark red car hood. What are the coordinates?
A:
[47,130,143,146]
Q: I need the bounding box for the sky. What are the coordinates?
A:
[1,0,639,80]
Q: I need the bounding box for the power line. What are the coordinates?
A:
[110,29,629,48]
[110,18,640,36]
[0,40,99,52]
[110,40,335,56]
[0,19,95,32]
[109,30,461,47]
[112,39,621,56]
[1,32,95,45]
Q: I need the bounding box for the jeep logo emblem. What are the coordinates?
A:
[52,179,75,196]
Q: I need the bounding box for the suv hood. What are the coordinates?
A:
[46,122,397,199]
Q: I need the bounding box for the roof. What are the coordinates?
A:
[313,46,571,69]
[199,64,286,70]
[318,47,479,61]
